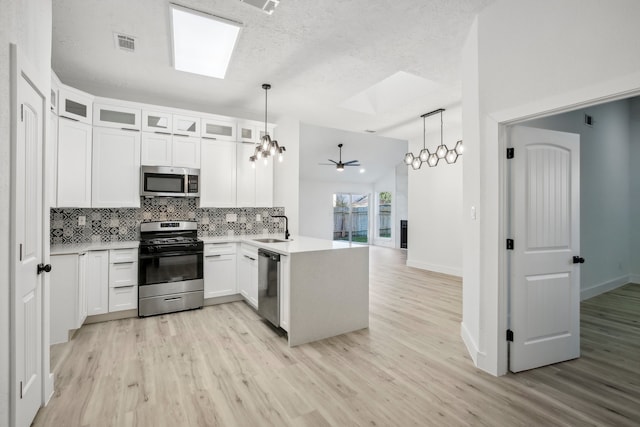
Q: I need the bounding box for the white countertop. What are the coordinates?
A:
[51,235,366,256]
[50,241,139,255]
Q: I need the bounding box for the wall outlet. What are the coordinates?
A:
[78,216,86,226]
[256,214,262,222]
[226,213,237,222]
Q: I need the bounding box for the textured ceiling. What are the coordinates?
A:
[52,0,494,182]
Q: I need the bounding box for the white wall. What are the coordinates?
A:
[273,116,300,235]
[462,0,640,375]
[0,0,52,423]
[372,169,396,248]
[630,99,640,283]
[394,163,408,249]
[406,128,463,276]
[524,100,632,298]
[299,179,373,241]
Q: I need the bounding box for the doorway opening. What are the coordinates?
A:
[333,193,370,243]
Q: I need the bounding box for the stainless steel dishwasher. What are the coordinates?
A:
[258,249,280,327]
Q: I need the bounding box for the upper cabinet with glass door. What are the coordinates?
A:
[201,117,236,141]
[173,114,200,137]
[93,103,141,131]
[58,85,94,124]
[142,110,173,134]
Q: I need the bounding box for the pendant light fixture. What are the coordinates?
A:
[249,83,285,167]
[403,108,463,169]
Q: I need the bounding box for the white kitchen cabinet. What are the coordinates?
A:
[258,124,276,142]
[141,132,172,166]
[255,157,274,207]
[93,103,141,131]
[201,117,236,141]
[200,139,237,207]
[77,252,88,328]
[173,114,200,137]
[109,249,138,312]
[57,118,92,207]
[236,143,274,207]
[172,135,201,168]
[50,75,60,115]
[86,250,109,316]
[236,143,256,207]
[142,110,173,133]
[238,245,258,308]
[92,127,141,208]
[58,85,93,124]
[279,254,290,331]
[204,243,237,298]
[237,121,260,143]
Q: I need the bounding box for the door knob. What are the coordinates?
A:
[37,263,52,274]
[572,256,585,264]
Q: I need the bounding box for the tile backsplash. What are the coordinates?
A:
[50,198,285,245]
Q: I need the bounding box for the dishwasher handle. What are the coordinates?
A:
[258,249,280,262]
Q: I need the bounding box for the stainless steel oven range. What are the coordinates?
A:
[138,221,204,317]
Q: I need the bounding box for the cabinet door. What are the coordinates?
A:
[57,118,92,207]
[255,157,274,207]
[49,254,78,344]
[200,140,236,207]
[237,121,259,143]
[109,286,138,312]
[172,136,201,168]
[48,111,58,207]
[92,127,141,208]
[142,110,173,133]
[87,250,109,316]
[204,253,237,298]
[238,247,258,308]
[173,114,201,137]
[58,86,93,124]
[77,253,88,328]
[141,132,172,166]
[202,117,236,141]
[236,143,256,207]
[93,103,141,131]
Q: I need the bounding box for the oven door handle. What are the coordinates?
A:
[139,251,202,259]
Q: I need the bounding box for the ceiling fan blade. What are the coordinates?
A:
[344,163,361,167]
[327,159,338,164]
[343,160,359,165]
[318,163,335,166]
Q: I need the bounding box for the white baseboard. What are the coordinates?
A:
[460,322,479,365]
[406,259,462,277]
[581,275,630,301]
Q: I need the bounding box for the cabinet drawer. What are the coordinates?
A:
[109,261,138,288]
[110,248,138,263]
[109,285,138,312]
[205,243,236,256]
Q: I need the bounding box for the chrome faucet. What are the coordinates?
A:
[272,215,290,240]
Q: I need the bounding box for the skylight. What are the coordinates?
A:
[170,4,242,79]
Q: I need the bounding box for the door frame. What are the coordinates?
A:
[9,43,54,426]
[494,84,640,375]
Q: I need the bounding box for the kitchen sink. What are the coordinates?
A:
[253,238,288,244]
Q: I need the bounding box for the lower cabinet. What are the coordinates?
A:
[204,243,237,298]
[50,253,87,344]
[86,250,109,316]
[108,248,138,312]
[238,245,258,308]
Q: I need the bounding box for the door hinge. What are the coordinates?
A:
[19,381,23,399]
[506,329,514,342]
[506,147,514,159]
[506,239,514,250]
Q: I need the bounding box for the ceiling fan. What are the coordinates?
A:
[319,143,361,171]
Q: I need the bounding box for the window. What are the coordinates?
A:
[377,191,392,239]
[333,193,369,243]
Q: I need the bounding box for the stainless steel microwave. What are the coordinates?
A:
[140,166,200,198]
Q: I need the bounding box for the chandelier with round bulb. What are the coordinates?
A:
[249,83,286,168]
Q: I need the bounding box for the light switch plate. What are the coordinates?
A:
[78,216,86,226]
[256,214,262,222]
[226,213,238,222]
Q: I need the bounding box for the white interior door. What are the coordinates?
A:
[11,46,45,425]
[509,125,581,372]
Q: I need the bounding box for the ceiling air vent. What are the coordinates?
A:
[114,33,136,52]
[238,0,279,15]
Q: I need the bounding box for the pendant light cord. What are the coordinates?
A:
[264,86,268,135]
[423,115,426,150]
[440,110,443,146]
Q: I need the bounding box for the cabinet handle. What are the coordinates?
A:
[164,296,182,302]
[59,115,79,122]
[113,284,135,289]
[112,260,135,265]
[207,254,222,258]
[154,131,172,135]
[201,136,217,140]
[244,255,256,261]
[120,128,140,132]
[173,133,189,137]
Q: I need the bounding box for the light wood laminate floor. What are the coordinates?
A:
[36,247,640,426]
